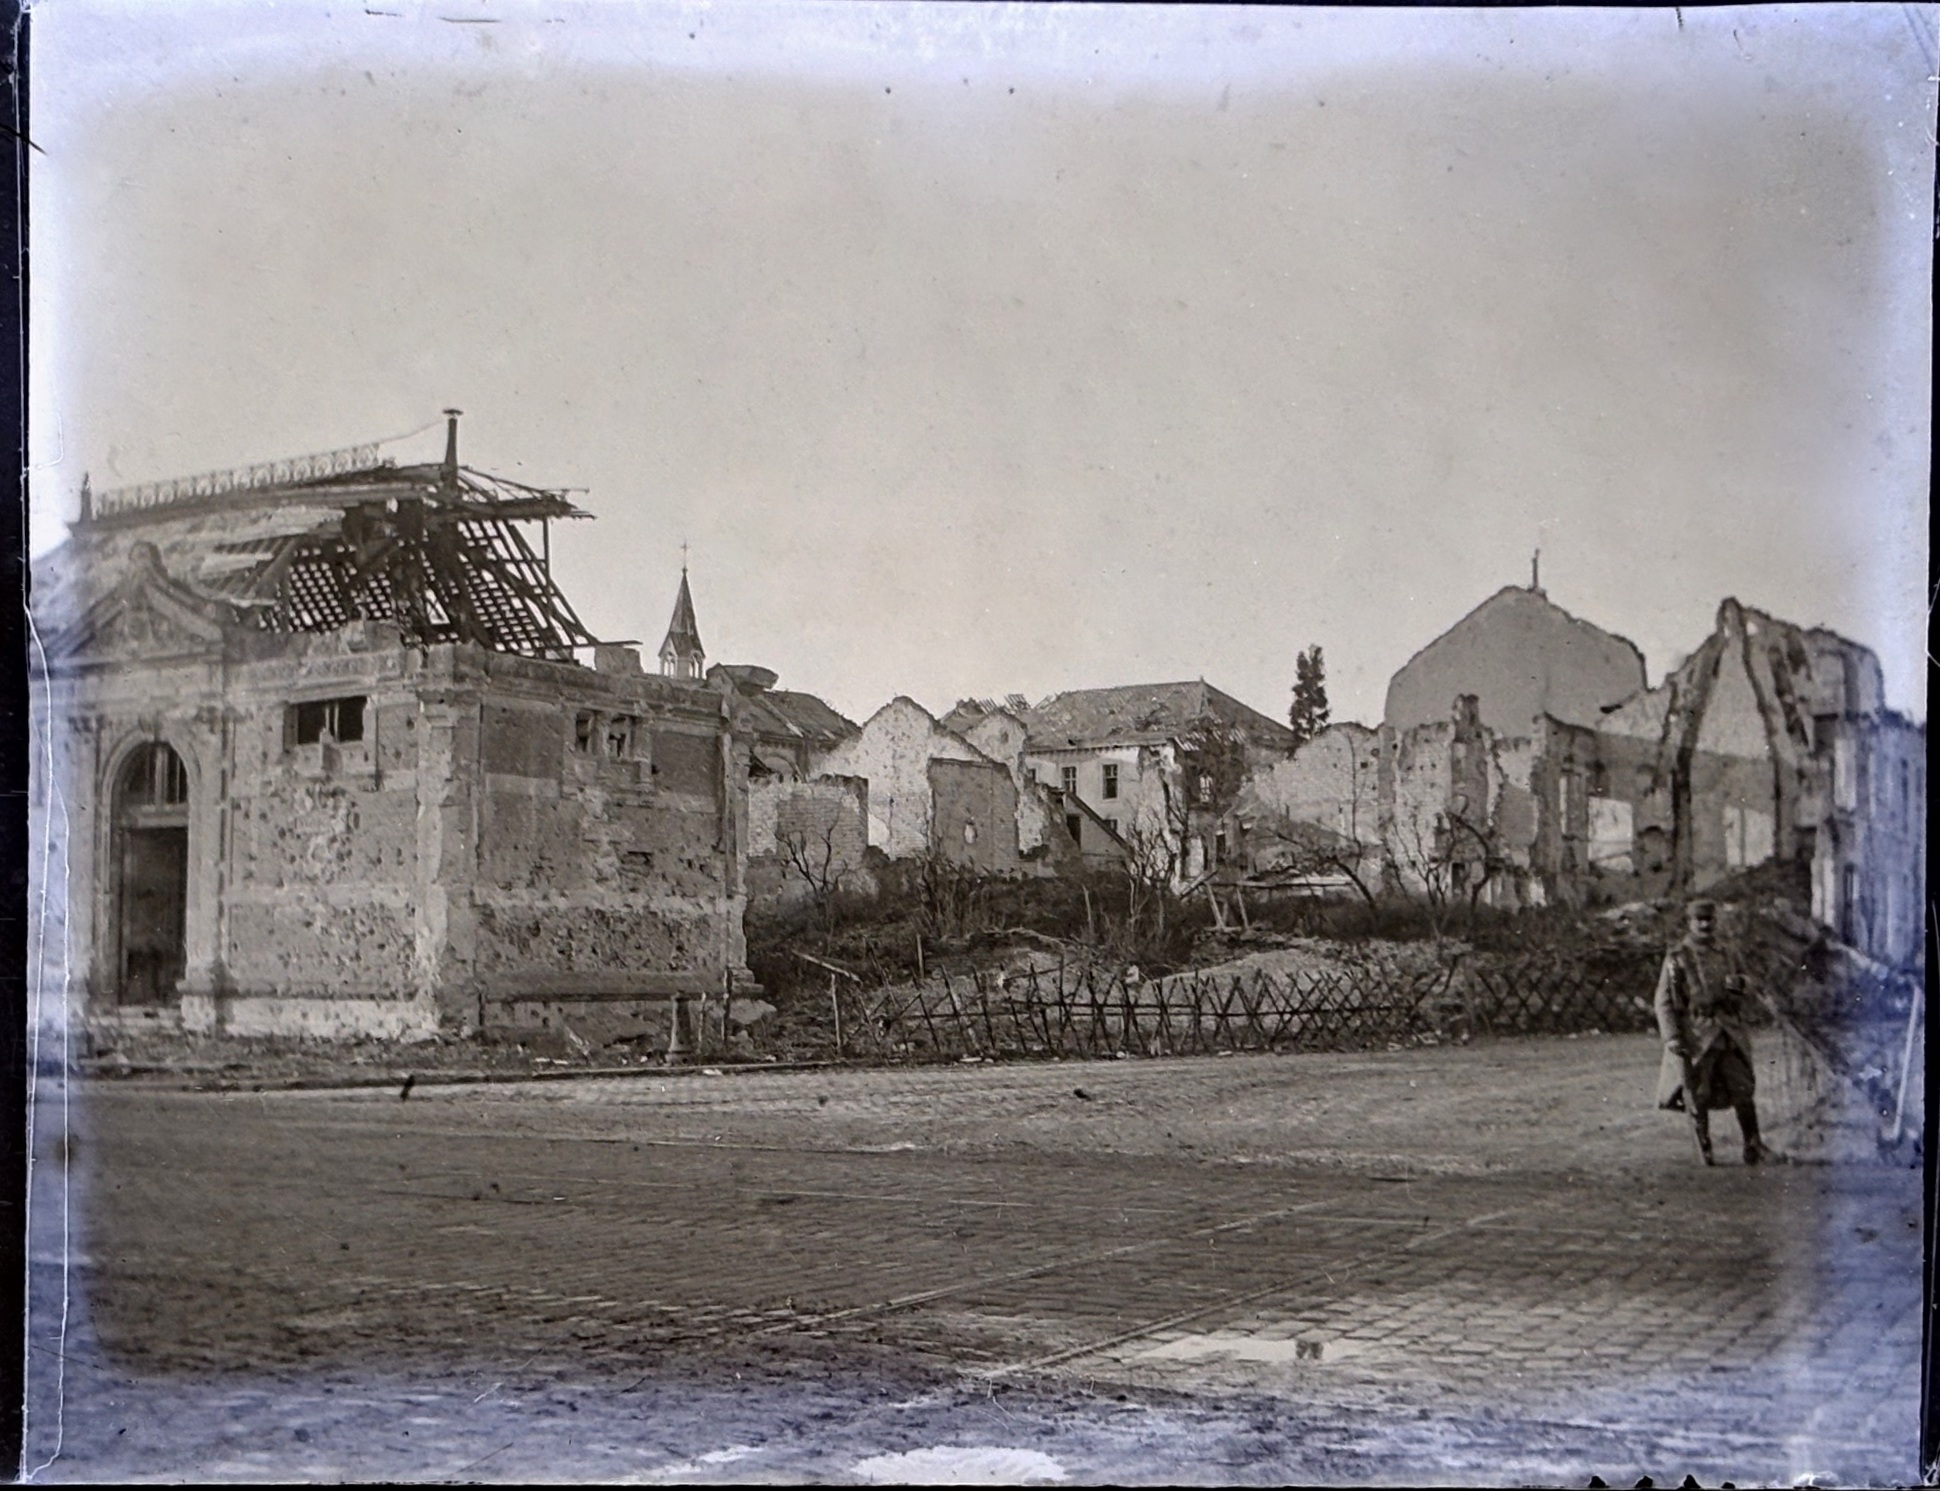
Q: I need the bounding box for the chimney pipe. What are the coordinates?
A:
[442,408,463,481]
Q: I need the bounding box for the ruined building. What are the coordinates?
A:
[28,415,759,1040]
[1246,583,1925,968]
[1565,598,1924,965]
[1384,575,1647,736]
[1014,681,1301,887]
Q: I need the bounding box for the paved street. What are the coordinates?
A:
[22,1034,1922,1484]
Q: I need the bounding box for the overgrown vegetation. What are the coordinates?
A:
[743,834,1878,1064]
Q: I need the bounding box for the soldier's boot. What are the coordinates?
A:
[1738,1103,1782,1165]
[1693,1111,1716,1167]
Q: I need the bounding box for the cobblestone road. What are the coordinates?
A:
[21,1034,1922,1484]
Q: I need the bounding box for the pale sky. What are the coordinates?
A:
[28,2,1935,727]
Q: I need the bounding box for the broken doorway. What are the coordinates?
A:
[113,742,189,1007]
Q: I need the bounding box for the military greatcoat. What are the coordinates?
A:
[1653,935,1757,1112]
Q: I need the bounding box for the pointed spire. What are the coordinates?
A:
[1530,548,1544,597]
[658,561,705,680]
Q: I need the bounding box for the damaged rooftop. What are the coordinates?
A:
[48,411,601,663]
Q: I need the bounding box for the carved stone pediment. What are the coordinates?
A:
[45,543,236,668]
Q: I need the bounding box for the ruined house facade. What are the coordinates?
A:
[1246,587,1925,967]
[1014,681,1301,887]
[1384,581,1647,736]
[29,421,760,1039]
[808,696,1079,876]
[712,661,870,914]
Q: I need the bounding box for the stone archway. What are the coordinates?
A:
[111,741,190,1006]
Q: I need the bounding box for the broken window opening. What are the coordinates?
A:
[291,696,366,747]
[1065,813,1083,844]
[1060,765,1078,799]
[121,740,190,808]
[604,715,639,759]
[1101,763,1119,800]
[575,711,599,754]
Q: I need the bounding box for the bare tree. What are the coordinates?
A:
[1382,798,1509,941]
[777,816,850,935]
[1158,715,1252,885]
[1248,814,1381,917]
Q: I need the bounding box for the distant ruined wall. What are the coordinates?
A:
[1385,586,1646,736]
[928,756,1033,874]
[1241,724,1382,846]
[814,698,987,860]
[745,774,870,909]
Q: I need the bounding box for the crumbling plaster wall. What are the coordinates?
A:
[1241,724,1382,848]
[928,756,1034,874]
[468,651,751,1018]
[745,774,870,909]
[962,709,1060,856]
[813,697,989,860]
[30,619,447,1037]
[34,601,757,1040]
[1813,716,1926,967]
[1378,703,1544,909]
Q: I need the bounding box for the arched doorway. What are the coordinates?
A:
[112,742,189,1006]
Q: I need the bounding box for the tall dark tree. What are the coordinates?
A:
[1288,645,1331,749]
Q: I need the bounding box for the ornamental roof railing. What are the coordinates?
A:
[89,443,390,519]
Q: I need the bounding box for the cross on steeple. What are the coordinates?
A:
[658,554,705,680]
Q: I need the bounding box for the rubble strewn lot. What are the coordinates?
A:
[24,1033,1919,1485]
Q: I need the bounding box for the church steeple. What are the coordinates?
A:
[658,561,705,680]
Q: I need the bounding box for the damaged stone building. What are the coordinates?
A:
[28,417,762,1041]
[1560,597,1925,966]
[1243,580,1926,969]
[807,696,1083,877]
[1005,681,1301,888]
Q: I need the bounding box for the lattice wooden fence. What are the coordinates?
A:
[1450,952,1658,1038]
[830,949,1655,1063]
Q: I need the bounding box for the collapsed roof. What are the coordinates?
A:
[57,414,599,662]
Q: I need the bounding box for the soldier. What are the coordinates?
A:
[1654,899,1780,1166]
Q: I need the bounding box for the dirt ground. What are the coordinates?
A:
[21,1033,1922,1485]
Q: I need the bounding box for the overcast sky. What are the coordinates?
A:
[28,2,1934,727]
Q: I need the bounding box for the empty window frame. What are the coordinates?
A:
[1101,763,1119,800]
[604,715,639,759]
[1060,765,1078,798]
[1065,813,1083,844]
[122,741,189,807]
[576,709,646,760]
[290,696,366,746]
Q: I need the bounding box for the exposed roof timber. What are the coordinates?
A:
[162,478,600,660]
[81,462,589,531]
